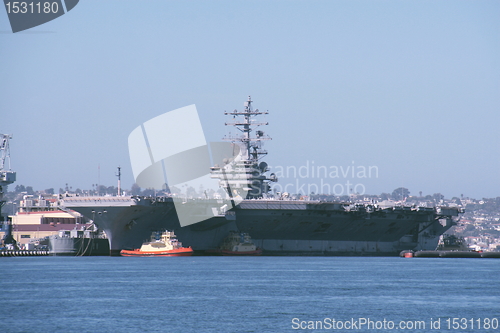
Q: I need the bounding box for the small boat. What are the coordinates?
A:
[120,230,193,257]
[207,231,262,256]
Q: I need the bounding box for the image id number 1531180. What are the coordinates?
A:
[5,2,59,14]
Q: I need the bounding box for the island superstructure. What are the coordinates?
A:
[210,96,276,199]
[62,97,462,255]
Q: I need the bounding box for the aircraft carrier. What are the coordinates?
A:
[62,97,462,256]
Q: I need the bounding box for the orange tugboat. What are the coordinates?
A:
[120,230,193,257]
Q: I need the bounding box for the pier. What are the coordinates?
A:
[401,250,500,258]
[0,250,49,257]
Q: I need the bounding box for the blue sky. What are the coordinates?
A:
[1,0,499,198]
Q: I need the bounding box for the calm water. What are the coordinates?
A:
[0,256,499,333]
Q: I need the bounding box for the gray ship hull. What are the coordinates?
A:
[62,196,460,256]
[48,235,110,256]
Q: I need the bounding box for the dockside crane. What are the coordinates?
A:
[0,134,17,247]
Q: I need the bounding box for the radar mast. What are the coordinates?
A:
[223,96,271,163]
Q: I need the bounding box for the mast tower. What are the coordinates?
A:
[0,134,17,247]
[223,96,271,163]
[116,166,121,196]
[0,134,16,209]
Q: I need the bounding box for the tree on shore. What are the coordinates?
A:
[131,183,141,195]
[392,187,410,201]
